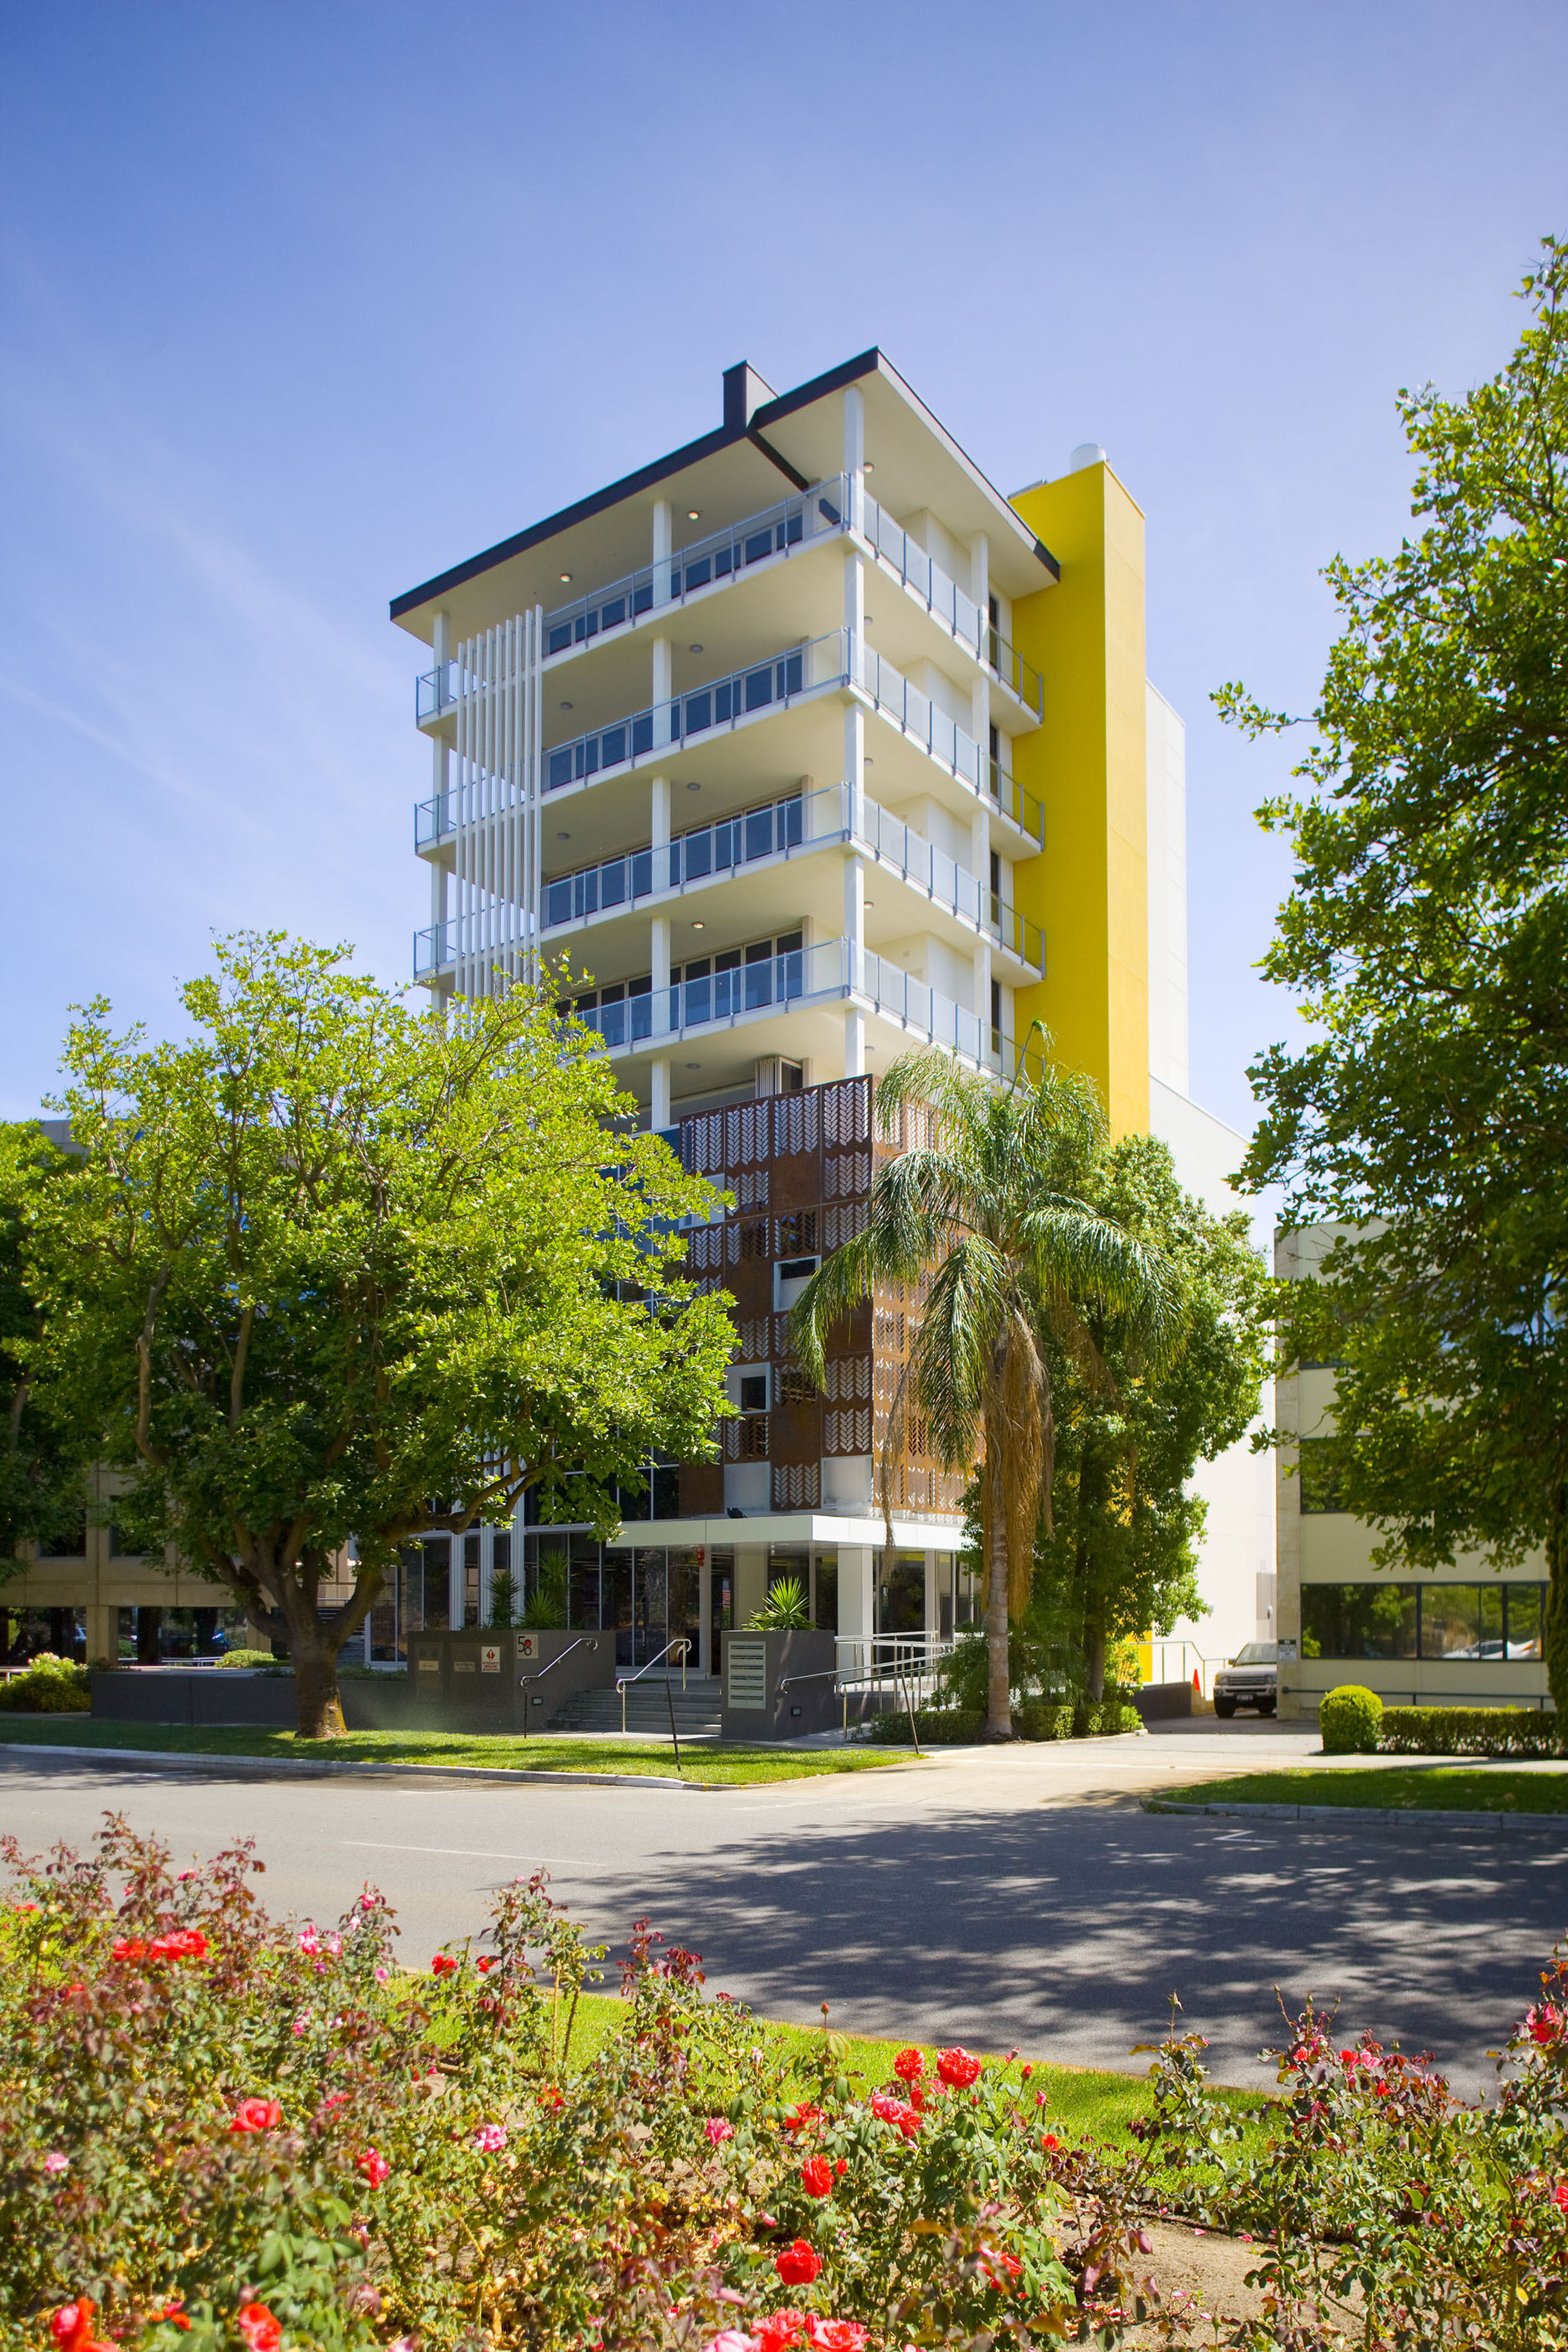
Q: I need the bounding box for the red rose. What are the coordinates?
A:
[431,1953,458,1976]
[754,2316,808,2352]
[774,2239,823,2287]
[892,2046,924,2082]
[50,2303,114,2352]
[1553,2181,1568,2211]
[154,2301,192,2332]
[231,2098,283,2134]
[357,2148,391,2186]
[800,2155,833,2198]
[111,1937,148,1963]
[805,2322,868,2351]
[1042,2132,1061,2151]
[936,2046,981,2088]
[782,2101,823,2134]
[148,1929,208,1961]
[237,2304,283,2352]
[476,1956,495,1973]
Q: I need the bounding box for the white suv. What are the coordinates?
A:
[1213,1642,1277,1719]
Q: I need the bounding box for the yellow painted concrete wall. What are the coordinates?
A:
[1008,464,1149,1137]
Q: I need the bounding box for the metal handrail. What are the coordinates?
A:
[616,1637,691,1734]
[517,1636,599,1737]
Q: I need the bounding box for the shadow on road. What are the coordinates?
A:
[604,1800,1564,2091]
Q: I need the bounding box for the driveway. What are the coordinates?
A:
[1,1725,1558,2093]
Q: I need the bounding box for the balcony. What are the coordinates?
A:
[533,782,1045,976]
[414,474,1043,726]
[415,634,1045,852]
[861,491,1044,718]
[570,936,1004,1073]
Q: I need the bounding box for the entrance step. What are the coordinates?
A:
[551,1678,722,1737]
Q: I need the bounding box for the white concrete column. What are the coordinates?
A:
[844,850,865,993]
[843,385,865,536]
[837,1545,875,1640]
[844,1005,865,1080]
[969,532,990,653]
[844,549,865,691]
[844,701,865,836]
[433,605,451,673]
[734,1546,768,1632]
[651,912,671,991]
[653,498,674,606]
[653,635,673,750]
[651,773,671,887]
[650,1058,671,1129]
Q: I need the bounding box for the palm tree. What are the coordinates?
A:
[789,1045,1181,1740]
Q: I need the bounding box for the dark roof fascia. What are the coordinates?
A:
[752,349,1060,581]
[390,346,1056,622]
[389,419,749,621]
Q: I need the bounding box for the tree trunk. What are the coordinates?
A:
[1084,1602,1107,1704]
[981,1436,1013,1742]
[1546,1475,1568,1727]
[291,1619,347,1739]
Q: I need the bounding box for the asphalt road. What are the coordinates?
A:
[2,1730,1562,2092]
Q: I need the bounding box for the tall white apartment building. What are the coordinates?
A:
[376,352,1272,1685]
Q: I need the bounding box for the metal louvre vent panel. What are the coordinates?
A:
[773,1462,820,1509]
[727,1637,768,1711]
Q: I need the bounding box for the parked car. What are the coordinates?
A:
[1213,1642,1277,1718]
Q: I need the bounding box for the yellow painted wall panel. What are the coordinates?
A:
[1008,464,1149,1136]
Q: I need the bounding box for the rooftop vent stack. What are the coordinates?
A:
[724,361,778,432]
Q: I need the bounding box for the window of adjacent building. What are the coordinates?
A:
[1296,1438,1344,1513]
[739,1373,768,1412]
[777,1210,817,1255]
[39,1513,87,1559]
[1300,1581,1545,1659]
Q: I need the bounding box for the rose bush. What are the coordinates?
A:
[6,1816,1564,2348]
[0,1819,1165,2350]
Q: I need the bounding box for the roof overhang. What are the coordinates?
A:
[390,349,1058,645]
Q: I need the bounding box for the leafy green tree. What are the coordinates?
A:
[0,1124,93,1586]
[1220,236,1568,1708]
[789,1046,1178,1740]
[22,933,733,1736]
[1028,1134,1271,1697]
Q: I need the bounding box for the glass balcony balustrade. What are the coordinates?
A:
[569,937,1004,1074]
[536,783,1044,974]
[416,637,1045,850]
[415,474,1043,727]
[860,492,1045,719]
[544,480,849,654]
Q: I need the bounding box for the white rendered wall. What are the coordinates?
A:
[1146,682,1189,1096]
[1149,1078,1277,1665]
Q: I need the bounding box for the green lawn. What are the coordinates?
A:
[438,1987,1263,2145]
[1155,1765,1568,1814]
[0,1716,904,1786]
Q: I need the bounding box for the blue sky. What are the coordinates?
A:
[2,0,1564,1140]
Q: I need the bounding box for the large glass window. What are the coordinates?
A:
[1507,1585,1543,1658]
[1300,1583,1417,1659]
[1301,1580,1546,1659]
[814,1549,838,1633]
[1421,1585,1481,1658]
[1297,1440,1343,1514]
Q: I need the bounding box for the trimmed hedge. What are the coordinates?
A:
[1379,1705,1562,1760]
[1320,1683,1383,1754]
[864,1699,1142,1746]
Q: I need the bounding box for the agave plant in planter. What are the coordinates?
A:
[748,1575,811,1631]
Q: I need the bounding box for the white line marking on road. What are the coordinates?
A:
[338,1840,560,1864]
